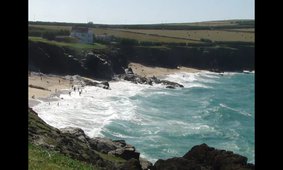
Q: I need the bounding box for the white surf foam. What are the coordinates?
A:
[33,80,152,137]
[219,103,252,117]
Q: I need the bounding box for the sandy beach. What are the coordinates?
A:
[128,62,200,78]
[28,64,200,106]
[29,73,73,99]
[28,73,76,108]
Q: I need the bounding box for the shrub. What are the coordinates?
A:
[42,31,56,40]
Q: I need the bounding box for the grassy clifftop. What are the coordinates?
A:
[29,143,97,170]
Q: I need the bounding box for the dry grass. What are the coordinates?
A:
[93,28,201,43]
[116,29,254,42]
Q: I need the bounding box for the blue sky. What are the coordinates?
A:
[29,0,254,24]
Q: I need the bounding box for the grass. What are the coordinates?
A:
[29,23,254,44]
[92,28,202,44]
[115,29,254,42]
[95,151,126,164]
[29,143,98,170]
[29,36,106,50]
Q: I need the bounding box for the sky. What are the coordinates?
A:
[29,0,254,24]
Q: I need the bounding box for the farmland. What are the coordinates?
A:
[29,19,254,45]
[114,29,254,42]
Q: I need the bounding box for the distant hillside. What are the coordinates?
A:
[29,19,254,30]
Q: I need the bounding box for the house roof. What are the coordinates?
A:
[71,26,89,33]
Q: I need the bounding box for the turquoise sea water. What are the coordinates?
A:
[33,71,254,163]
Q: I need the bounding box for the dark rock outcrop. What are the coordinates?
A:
[119,158,142,170]
[119,70,183,89]
[153,143,254,170]
[29,41,127,80]
[89,137,140,160]
[82,52,114,80]
[29,108,148,169]
[82,77,110,89]
[28,41,86,75]
[29,108,114,168]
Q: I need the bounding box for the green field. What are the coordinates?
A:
[29,36,106,50]
[93,28,201,43]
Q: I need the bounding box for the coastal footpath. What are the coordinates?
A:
[29,108,254,170]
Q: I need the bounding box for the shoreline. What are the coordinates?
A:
[28,67,253,108]
[28,65,202,107]
[28,73,86,108]
[128,62,201,78]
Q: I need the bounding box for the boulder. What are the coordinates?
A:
[82,78,110,90]
[109,147,140,160]
[153,158,201,170]
[89,137,140,160]
[153,143,254,170]
[119,158,142,170]
[166,86,175,89]
[139,157,153,170]
[88,137,117,154]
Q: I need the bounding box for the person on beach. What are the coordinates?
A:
[79,90,82,96]
[32,95,35,99]
[69,91,71,96]
[59,79,61,83]
[40,76,42,81]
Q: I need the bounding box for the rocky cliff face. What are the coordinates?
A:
[29,41,254,82]
[28,41,127,80]
[121,45,254,72]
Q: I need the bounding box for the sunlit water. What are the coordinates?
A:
[33,71,254,163]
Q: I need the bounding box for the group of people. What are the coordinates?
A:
[69,85,83,96]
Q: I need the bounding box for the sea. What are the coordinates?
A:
[32,71,255,163]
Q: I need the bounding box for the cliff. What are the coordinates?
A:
[120,44,254,72]
[29,40,254,81]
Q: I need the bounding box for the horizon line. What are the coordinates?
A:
[28,18,254,26]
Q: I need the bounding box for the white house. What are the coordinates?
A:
[70,26,93,44]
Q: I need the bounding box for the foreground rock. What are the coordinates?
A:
[28,108,147,170]
[29,108,254,170]
[118,68,184,89]
[153,143,254,170]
